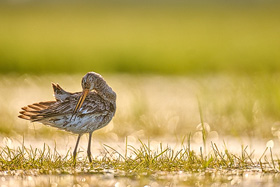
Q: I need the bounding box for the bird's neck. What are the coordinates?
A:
[95,82,116,103]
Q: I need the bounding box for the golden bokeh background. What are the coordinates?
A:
[1,1,280,145]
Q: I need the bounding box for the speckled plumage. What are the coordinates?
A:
[19,72,116,162]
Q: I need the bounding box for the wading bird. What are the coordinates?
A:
[18,72,116,162]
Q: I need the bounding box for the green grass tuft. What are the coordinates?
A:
[0,138,278,176]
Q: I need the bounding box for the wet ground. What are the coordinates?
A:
[0,135,280,186]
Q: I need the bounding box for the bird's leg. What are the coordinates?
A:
[73,134,81,161]
[87,132,93,163]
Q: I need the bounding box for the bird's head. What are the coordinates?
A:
[73,72,103,114]
[81,72,101,90]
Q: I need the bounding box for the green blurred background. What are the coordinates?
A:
[1,0,280,75]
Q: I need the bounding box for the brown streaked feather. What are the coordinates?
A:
[27,105,42,110]
[20,110,40,115]
[33,103,46,108]
[52,83,71,101]
[19,111,26,114]
[22,101,55,112]
[19,101,56,122]
[18,115,31,120]
[39,101,56,106]
[21,106,29,111]
[22,107,39,112]
[19,92,111,123]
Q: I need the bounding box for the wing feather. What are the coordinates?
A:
[18,92,111,123]
[52,83,71,101]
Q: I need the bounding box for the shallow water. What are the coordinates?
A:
[1,170,280,187]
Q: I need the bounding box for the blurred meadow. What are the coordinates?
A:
[1,1,280,186]
[1,1,280,75]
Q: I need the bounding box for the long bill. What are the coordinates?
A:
[73,89,89,114]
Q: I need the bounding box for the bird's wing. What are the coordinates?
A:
[19,92,111,122]
[18,101,56,121]
[52,83,71,101]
